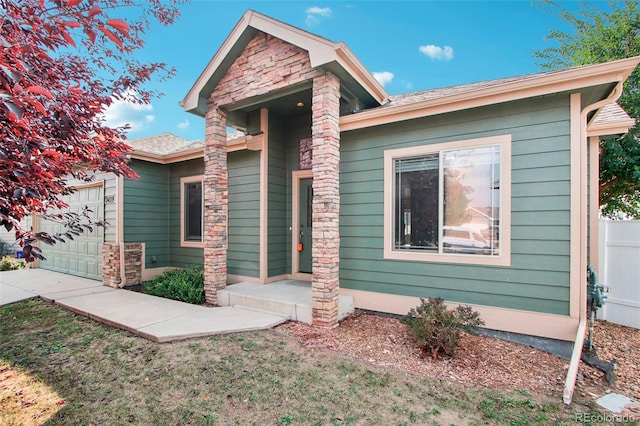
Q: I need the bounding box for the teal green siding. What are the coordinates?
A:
[168,159,205,268]
[266,113,312,276]
[267,116,288,276]
[340,94,572,315]
[123,160,170,268]
[126,152,260,276]
[228,150,261,277]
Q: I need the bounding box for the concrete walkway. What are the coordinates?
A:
[0,269,287,342]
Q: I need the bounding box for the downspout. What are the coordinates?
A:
[116,175,127,288]
[562,82,625,404]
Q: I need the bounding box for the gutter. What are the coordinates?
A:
[562,82,626,404]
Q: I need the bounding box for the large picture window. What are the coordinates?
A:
[384,135,511,266]
[180,175,204,247]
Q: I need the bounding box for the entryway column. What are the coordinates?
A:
[203,105,228,305]
[311,72,340,328]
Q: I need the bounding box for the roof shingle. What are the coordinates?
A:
[127,133,203,156]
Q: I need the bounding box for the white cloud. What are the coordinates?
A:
[419,44,454,61]
[372,71,394,87]
[307,6,332,16]
[177,118,190,130]
[102,93,154,133]
[306,6,332,26]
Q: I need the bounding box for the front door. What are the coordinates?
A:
[298,178,313,273]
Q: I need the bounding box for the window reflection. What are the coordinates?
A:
[443,146,500,255]
[393,145,501,256]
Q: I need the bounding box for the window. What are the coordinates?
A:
[180,175,204,247]
[384,135,511,266]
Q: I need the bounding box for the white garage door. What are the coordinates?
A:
[38,183,104,280]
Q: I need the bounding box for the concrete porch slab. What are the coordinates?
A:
[218,280,354,323]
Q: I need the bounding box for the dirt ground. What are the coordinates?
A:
[276,314,640,402]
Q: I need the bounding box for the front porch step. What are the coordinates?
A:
[217,280,354,324]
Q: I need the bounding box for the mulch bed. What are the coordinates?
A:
[276,313,640,401]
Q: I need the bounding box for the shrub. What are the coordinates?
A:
[401,298,484,359]
[143,266,205,304]
[0,256,25,271]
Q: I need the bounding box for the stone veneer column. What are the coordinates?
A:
[102,243,121,288]
[122,243,142,286]
[311,72,341,328]
[203,105,228,305]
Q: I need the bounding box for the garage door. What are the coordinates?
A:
[38,183,104,280]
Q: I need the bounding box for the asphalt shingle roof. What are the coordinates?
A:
[132,66,632,158]
[127,130,250,157]
[384,74,537,108]
[127,133,203,156]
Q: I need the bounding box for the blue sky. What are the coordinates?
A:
[104,1,597,142]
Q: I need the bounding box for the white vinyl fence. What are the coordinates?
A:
[598,220,640,329]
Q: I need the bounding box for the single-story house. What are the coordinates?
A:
[32,10,639,349]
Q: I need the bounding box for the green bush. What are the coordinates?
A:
[401,298,484,359]
[143,266,205,304]
[0,256,25,271]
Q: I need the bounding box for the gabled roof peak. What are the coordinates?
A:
[181,9,388,116]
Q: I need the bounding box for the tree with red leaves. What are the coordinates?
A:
[0,0,184,261]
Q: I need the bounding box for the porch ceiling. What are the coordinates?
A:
[225,85,312,129]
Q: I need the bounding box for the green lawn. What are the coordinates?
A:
[0,300,623,425]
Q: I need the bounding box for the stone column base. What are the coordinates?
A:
[102,243,143,288]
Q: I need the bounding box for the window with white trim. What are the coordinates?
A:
[384,135,511,266]
[180,175,204,247]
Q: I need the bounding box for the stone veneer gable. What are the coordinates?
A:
[210,31,323,106]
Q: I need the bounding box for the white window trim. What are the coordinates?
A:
[383,134,511,266]
[180,175,204,248]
